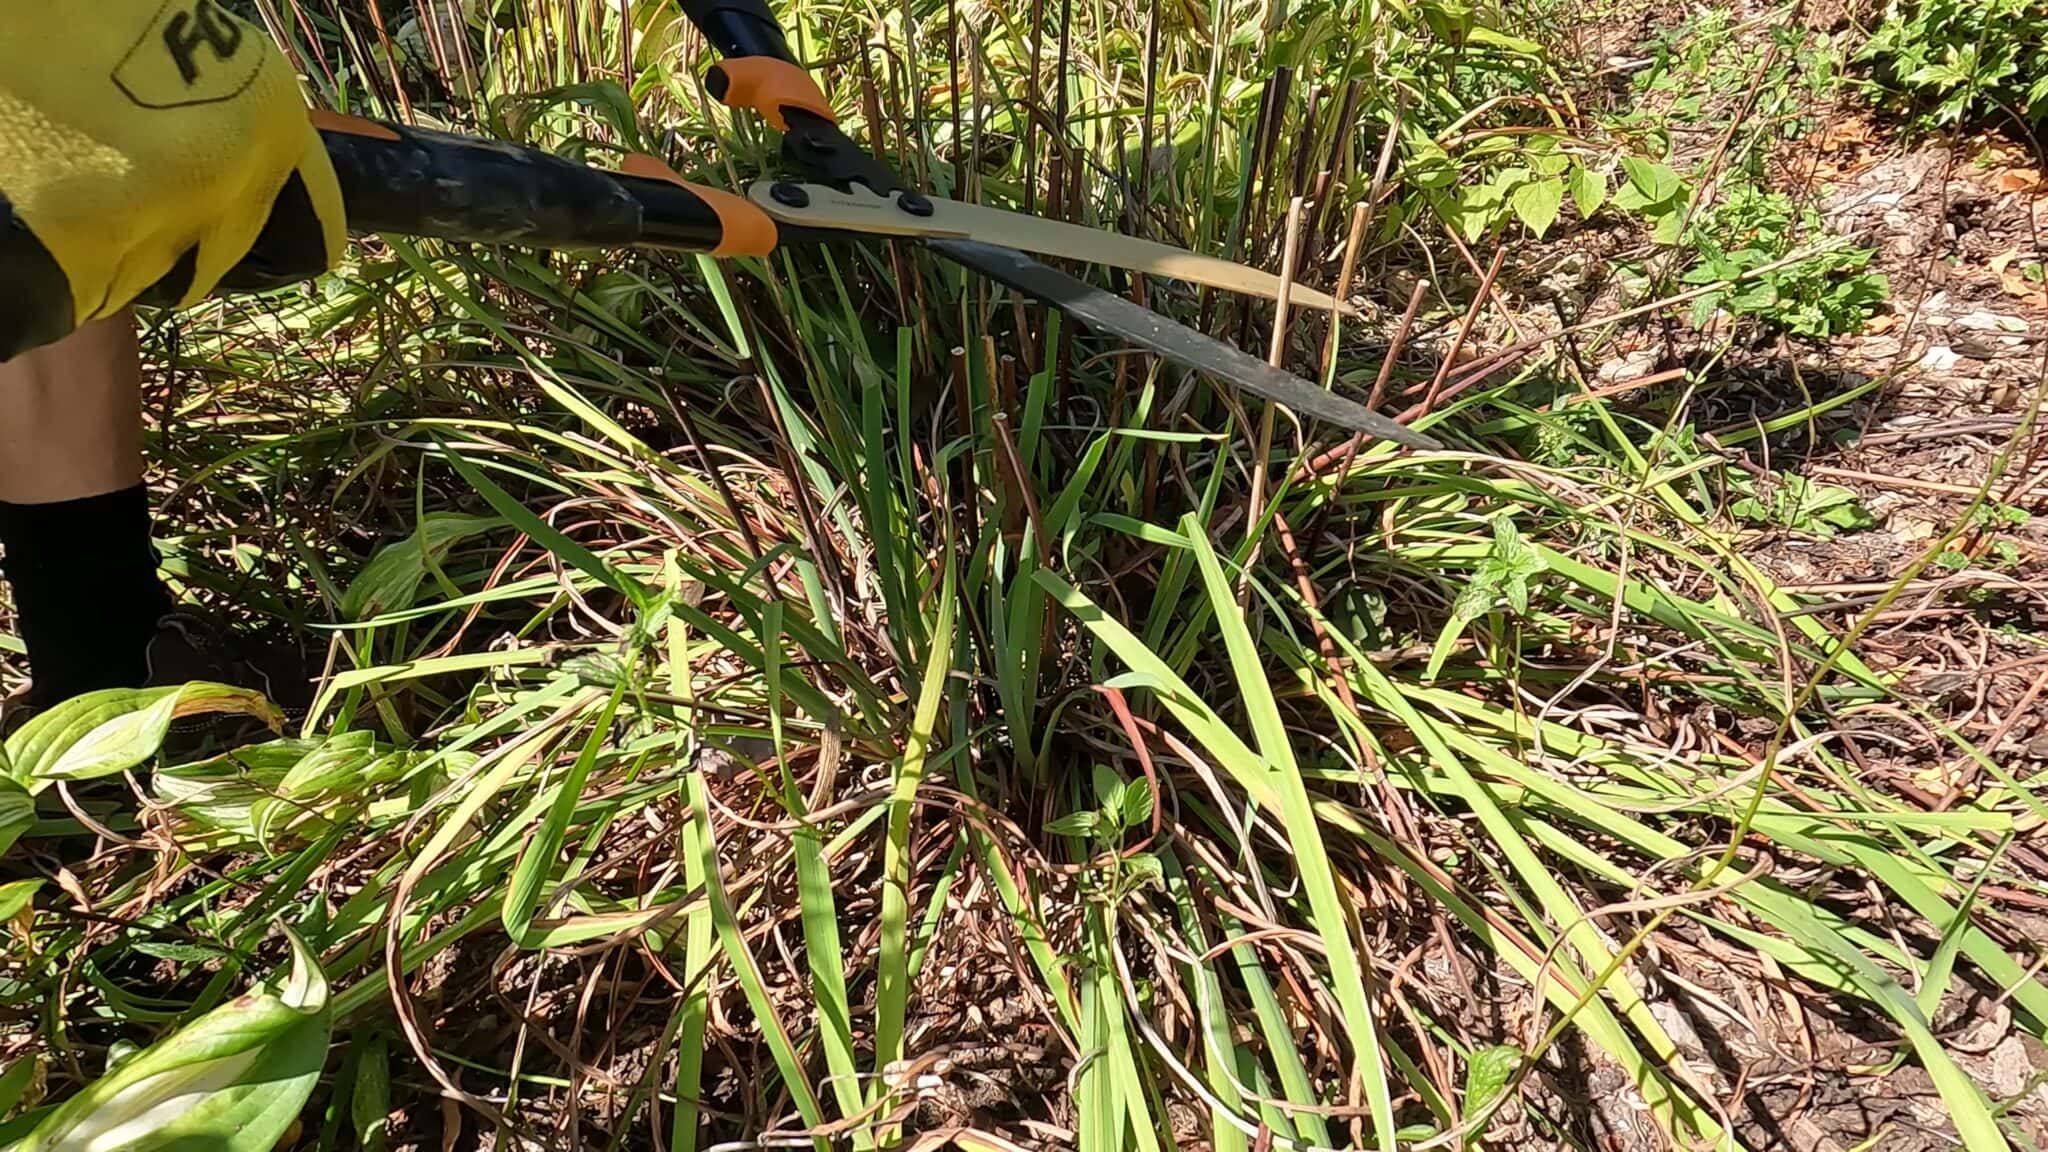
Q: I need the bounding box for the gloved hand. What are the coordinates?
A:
[0,0,346,361]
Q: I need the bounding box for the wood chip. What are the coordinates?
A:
[1996,168,2042,193]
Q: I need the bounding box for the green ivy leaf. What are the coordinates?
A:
[1569,165,1607,218]
[1462,1045,1524,1146]
[1527,137,1572,177]
[1120,853,1165,888]
[1403,133,1461,190]
[1046,811,1101,838]
[1621,157,1683,204]
[1651,207,1687,245]
[1455,182,1506,241]
[1091,763,1126,814]
[1120,778,1155,828]
[1511,176,1565,238]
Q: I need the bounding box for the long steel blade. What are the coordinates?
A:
[929,239,1439,449]
[749,181,1354,314]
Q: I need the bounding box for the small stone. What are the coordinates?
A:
[1893,518,1937,544]
[1919,345,1963,372]
[1953,310,2029,332]
[1598,347,1660,384]
[1956,332,2006,360]
[1975,1035,2035,1097]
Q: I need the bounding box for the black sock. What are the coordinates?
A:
[0,485,173,705]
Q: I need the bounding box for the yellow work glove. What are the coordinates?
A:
[0,0,346,361]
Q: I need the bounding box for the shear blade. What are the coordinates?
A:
[750,181,1354,314]
[930,239,1438,449]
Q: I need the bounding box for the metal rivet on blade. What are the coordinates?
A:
[898,192,935,217]
[769,183,811,208]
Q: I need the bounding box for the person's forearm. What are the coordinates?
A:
[0,312,143,504]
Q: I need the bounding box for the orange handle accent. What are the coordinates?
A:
[706,57,834,132]
[309,108,401,141]
[620,155,778,258]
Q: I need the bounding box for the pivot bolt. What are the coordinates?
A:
[769,182,811,208]
[897,192,935,217]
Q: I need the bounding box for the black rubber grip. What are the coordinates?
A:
[678,0,797,62]
[320,123,728,252]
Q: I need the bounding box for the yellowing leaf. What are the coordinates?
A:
[7,684,280,790]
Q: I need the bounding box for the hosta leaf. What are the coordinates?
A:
[0,878,41,921]
[160,737,432,848]
[339,513,501,621]
[9,928,329,1152]
[250,729,387,840]
[274,730,381,800]
[6,684,280,790]
[0,1056,39,1117]
[0,777,33,857]
[153,740,309,839]
[352,1030,391,1152]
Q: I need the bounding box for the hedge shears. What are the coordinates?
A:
[313,0,1436,449]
